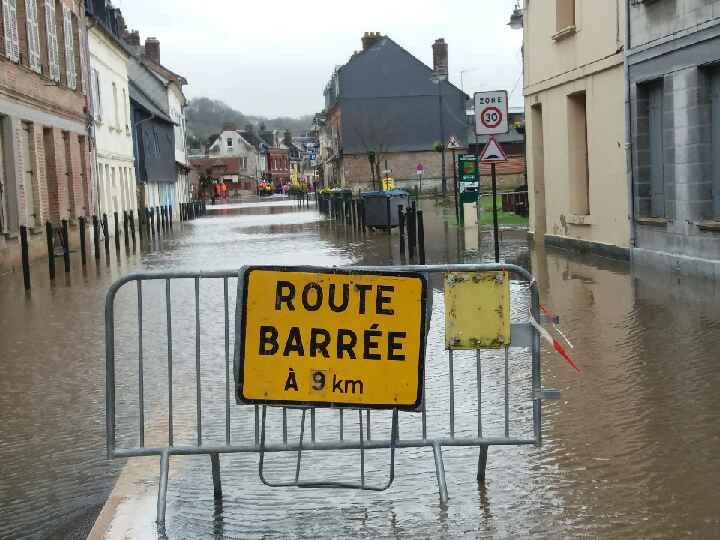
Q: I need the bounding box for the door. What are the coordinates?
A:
[648,82,665,218]
[20,125,36,227]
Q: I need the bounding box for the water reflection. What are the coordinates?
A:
[1,198,719,538]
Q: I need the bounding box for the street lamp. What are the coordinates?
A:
[508,2,523,29]
[431,74,447,195]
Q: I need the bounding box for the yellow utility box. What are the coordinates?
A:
[444,271,511,349]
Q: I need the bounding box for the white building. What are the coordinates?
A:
[88,18,136,233]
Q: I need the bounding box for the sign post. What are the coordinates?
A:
[447,136,463,225]
[475,91,510,262]
[479,136,509,263]
[416,163,424,193]
[238,267,428,409]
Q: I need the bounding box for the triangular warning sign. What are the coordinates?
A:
[479,136,508,162]
[447,135,462,150]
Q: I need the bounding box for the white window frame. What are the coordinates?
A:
[62,4,76,90]
[3,0,20,62]
[91,68,102,122]
[25,0,41,72]
[44,0,59,81]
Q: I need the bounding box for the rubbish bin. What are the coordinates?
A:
[361,189,409,229]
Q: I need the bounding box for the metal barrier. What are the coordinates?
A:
[105,264,557,532]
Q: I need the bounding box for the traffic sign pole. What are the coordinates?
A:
[491,162,500,263]
[452,149,459,226]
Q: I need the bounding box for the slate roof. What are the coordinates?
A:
[129,80,173,124]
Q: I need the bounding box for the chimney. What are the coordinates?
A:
[361,32,382,51]
[125,30,140,47]
[145,37,160,64]
[432,38,448,80]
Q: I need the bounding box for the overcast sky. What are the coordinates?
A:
[114,0,524,118]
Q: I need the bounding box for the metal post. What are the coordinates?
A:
[211,453,222,500]
[452,149,459,225]
[477,446,489,483]
[61,219,70,273]
[156,206,161,234]
[45,221,55,280]
[79,217,87,266]
[398,205,405,258]
[417,210,426,264]
[408,204,416,259]
[93,215,100,260]
[491,162,500,263]
[129,210,136,250]
[102,214,110,261]
[20,225,30,291]
[113,212,120,251]
[385,196,391,236]
[168,206,173,229]
[123,211,129,249]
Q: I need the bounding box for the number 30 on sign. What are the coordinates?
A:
[236,267,428,409]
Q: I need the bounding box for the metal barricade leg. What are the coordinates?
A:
[157,450,170,533]
[211,453,222,500]
[432,442,448,504]
[477,445,488,483]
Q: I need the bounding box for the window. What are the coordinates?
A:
[2,0,19,62]
[227,137,233,148]
[567,91,589,215]
[112,82,119,129]
[25,0,41,72]
[556,0,575,32]
[44,0,59,81]
[62,4,76,89]
[636,80,666,219]
[711,70,720,217]
[122,88,128,130]
[91,68,102,122]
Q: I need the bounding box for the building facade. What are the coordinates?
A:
[627,0,720,277]
[318,33,467,191]
[125,32,189,214]
[87,4,135,234]
[0,0,92,272]
[523,0,630,258]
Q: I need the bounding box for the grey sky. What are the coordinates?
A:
[114,0,524,118]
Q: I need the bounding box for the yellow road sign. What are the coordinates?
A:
[444,272,511,349]
[238,267,427,409]
[382,177,395,191]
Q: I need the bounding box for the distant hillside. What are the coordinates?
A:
[185,97,314,146]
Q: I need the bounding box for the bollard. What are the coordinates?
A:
[360,199,366,233]
[79,216,87,266]
[386,196,391,236]
[20,225,31,291]
[149,208,155,235]
[114,212,120,251]
[417,210,426,264]
[156,206,161,233]
[129,210,136,249]
[45,221,55,280]
[398,205,405,258]
[93,215,100,261]
[102,214,110,261]
[123,211,129,249]
[168,206,173,229]
[408,206,416,259]
[61,219,70,273]
[161,206,167,230]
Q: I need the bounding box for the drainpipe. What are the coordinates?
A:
[624,0,636,249]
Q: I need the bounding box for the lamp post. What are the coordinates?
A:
[431,74,447,195]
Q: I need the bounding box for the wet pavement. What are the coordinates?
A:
[1,196,719,539]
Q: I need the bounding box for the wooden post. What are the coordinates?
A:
[45,221,55,280]
[102,214,110,261]
[113,212,120,251]
[20,225,30,290]
[93,215,100,261]
[417,210,426,264]
[61,219,70,273]
[79,216,87,266]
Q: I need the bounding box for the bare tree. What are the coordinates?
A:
[350,108,401,191]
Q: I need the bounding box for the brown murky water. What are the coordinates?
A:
[1,197,719,539]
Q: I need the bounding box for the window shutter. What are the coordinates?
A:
[3,0,20,62]
[91,68,102,121]
[62,4,76,89]
[25,0,41,72]
[44,0,59,80]
[79,22,87,94]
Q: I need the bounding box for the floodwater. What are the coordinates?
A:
[1,196,719,539]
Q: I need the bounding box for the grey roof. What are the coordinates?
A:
[129,80,173,124]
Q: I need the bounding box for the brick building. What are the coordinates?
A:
[0,0,92,272]
[317,33,467,191]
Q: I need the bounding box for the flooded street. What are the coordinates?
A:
[1,198,719,539]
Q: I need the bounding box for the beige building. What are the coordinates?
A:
[523,0,630,258]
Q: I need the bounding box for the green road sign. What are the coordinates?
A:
[458,154,478,182]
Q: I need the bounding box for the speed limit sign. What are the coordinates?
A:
[474,90,509,135]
